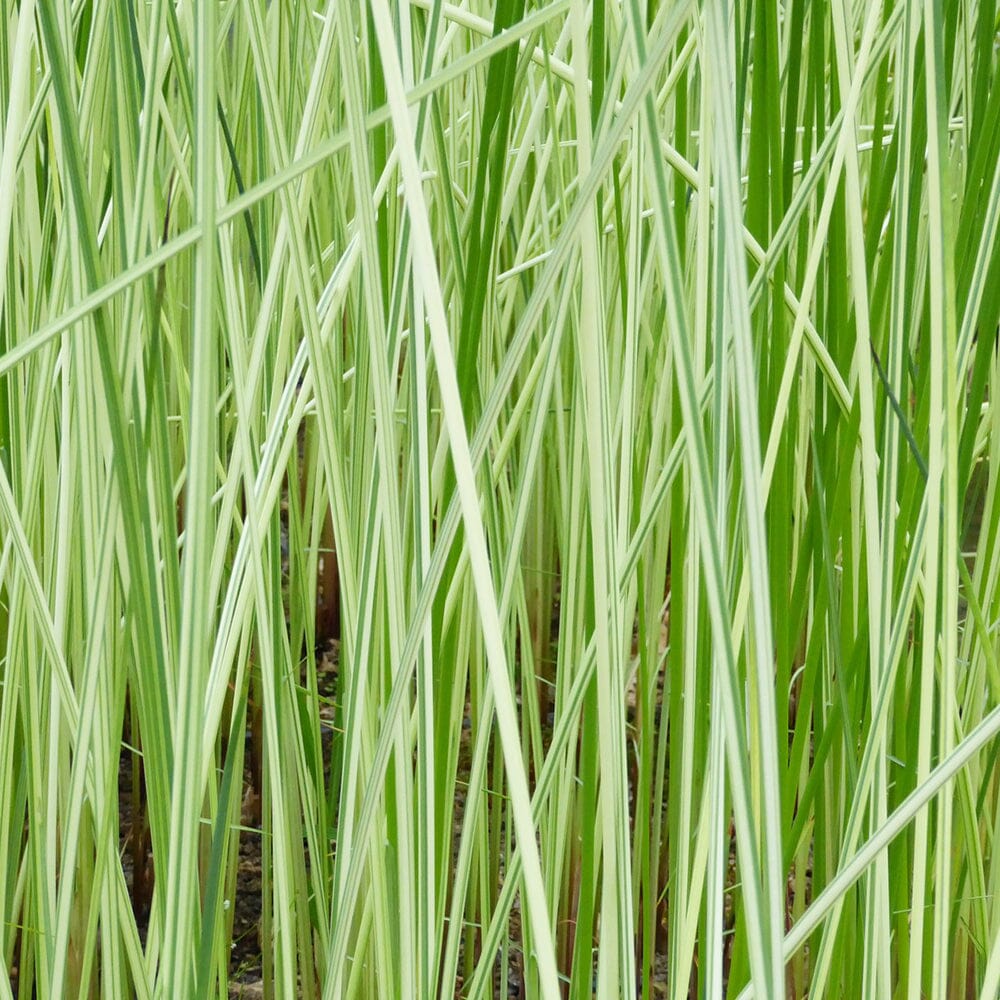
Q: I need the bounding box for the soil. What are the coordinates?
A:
[5,606,716,1000]
[105,624,683,998]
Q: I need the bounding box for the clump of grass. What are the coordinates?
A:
[1,1,999,998]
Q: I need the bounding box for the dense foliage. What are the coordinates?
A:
[1,1,999,997]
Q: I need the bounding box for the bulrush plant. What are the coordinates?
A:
[1,1,999,998]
